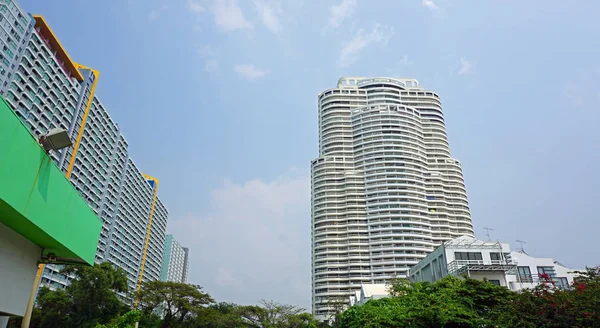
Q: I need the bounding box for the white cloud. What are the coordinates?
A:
[422,0,439,10]
[458,57,474,75]
[148,5,168,21]
[339,24,394,67]
[254,0,283,34]
[169,173,311,308]
[188,0,206,14]
[327,0,357,29]
[213,0,253,31]
[198,45,216,57]
[234,64,269,80]
[204,59,219,73]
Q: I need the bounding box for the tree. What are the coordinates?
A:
[498,266,600,327]
[322,295,348,327]
[63,262,129,328]
[238,300,318,328]
[94,310,141,328]
[339,276,515,328]
[193,302,246,328]
[36,286,73,328]
[135,281,214,327]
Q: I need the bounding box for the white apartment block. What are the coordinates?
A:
[409,236,580,291]
[160,234,189,283]
[311,77,475,319]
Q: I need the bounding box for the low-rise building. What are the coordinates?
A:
[409,236,580,291]
[507,251,578,290]
[409,236,515,287]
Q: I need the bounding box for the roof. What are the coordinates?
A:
[361,284,389,298]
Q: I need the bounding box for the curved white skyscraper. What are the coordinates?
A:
[311,77,474,319]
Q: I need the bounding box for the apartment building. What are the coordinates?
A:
[160,234,190,284]
[0,0,168,296]
[311,77,474,319]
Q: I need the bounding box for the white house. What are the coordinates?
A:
[408,236,581,291]
[507,251,580,290]
[409,236,515,287]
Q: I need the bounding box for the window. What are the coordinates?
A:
[490,252,501,261]
[555,277,569,289]
[454,252,483,261]
[537,266,556,279]
[489,280,501,286]
[517,266,532,282]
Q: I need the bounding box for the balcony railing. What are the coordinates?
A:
[447,260,516,276]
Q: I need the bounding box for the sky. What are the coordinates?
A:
[20,0,600,311]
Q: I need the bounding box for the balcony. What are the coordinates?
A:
[0,96,101,265]
[447,260,516,276]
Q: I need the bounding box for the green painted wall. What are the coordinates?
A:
[0,97,101,265]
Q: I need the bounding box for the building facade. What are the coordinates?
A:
[409,236,515,286]
[409,236,579,291]
[0,0,168,297]
[311,77,474,319]
[506,251,578,291]
[160,234,190,284]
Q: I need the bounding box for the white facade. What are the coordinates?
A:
[160,234,189,283]
[311,77,474,319]
[0,222,40,317]
[409,236,514,287]
[409,236,580,291]
[349,284,390,307]
[507,251,579,291]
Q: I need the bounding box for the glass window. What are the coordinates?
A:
[555,277,569,289]
[454,252,483,261]
[537,266,556,279]
[517,266,532,282]
[490,252,501,261]
[489,280,501,286]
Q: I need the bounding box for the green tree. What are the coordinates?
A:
[340,276,515,328]
[238,300,318,328]
[94,310,141,328]
[36,286,73,328]
[193,302,246,328]
[499,266,600,327]
[63,262,129,328]
[136,281,214,327]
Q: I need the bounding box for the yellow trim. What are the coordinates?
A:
[65,64,99,179]
[32,15,84,82]
[134,174,159,309]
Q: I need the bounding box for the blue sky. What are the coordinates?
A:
[21,0,600,310]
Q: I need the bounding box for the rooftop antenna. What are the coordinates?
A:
[516,239,527,252]
[483,227,494,241]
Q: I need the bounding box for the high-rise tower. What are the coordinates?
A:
[311,77,474,319]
